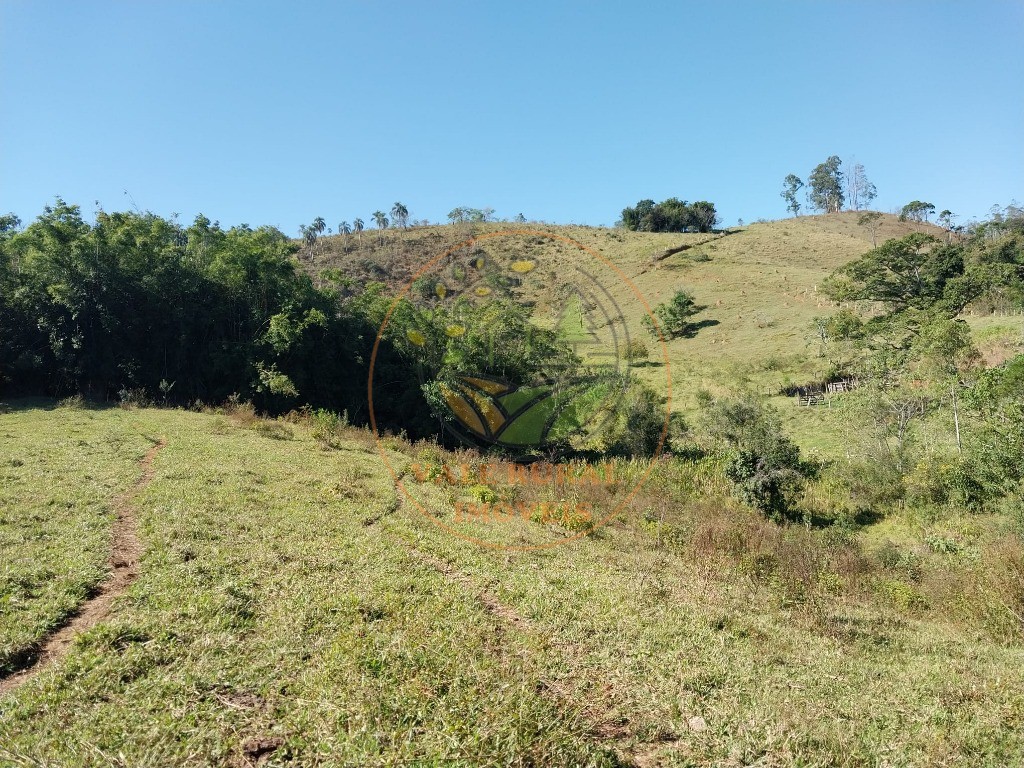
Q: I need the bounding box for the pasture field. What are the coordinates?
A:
[2,402,1023,767]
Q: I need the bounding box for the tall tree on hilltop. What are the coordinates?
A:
[312,217,326,260]
[353,218,364,246]
[858,211,883,248]
[899,201,936,223]
[780,174,804,217]
[300,224,317,261]
[391,202,409,230]
[338,221,352,251]
[938,210,956,243]
[807,156,845,213]
[372,211,388,245]
[690,201,719,232]
[846,162,877,211]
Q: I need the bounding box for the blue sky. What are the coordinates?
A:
[1,1,1021,233]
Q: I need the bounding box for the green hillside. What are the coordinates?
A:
[3,206,1024,767]
[2,403,1023,766]
[309,212,1022,456]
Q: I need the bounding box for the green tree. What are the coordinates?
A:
[311,217,326,259]
[822,233,974,313]
[391,202,409,230]
[807,156,845,213]
[910,315,979,454]
[299,225,316,260]
[899,201,936,223]
[937,210,956,242]
[353,218,364,246]
[372,211,389,244]
[643,289,701,338]
[690,201,718,232]
[619,198,717,233]
[620,199,655,230]
[0,213,25,391]
[964,355,1024,497]
[857,211,883,247]
[338,221,352,251]
[700,394,807,522]
[780,174,804,217]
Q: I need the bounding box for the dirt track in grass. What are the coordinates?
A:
[0,438,165,697]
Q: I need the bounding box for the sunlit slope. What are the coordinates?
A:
[313,212,949,409]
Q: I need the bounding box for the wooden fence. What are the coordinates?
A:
[786,377,860,407]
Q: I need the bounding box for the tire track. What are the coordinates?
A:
[0,438,166,696]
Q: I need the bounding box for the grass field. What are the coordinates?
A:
[2,402,1023,766]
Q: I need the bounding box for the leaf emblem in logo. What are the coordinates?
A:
[439,375,582,447]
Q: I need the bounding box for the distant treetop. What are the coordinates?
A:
[619,198,718,233]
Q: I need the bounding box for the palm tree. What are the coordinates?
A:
[311,216,326,259]
[338,221,352,251]
[353,218,364,246]
[391,202,409,230]
[299,224,317,261]
[305,217,325,262]
[372,211,388,245]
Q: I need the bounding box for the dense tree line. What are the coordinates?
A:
[619,198,718,233]
[0,200,435,429]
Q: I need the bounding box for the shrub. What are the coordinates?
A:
[467,484,498,503]
[252,420,294,440]
[622,338,650,364]
[118,387,150,409]
[876,578,928,611]
[876,541,923,582]
[906,455,988,513]
[311,409,348,449]
[606,382,667,457]
[701,394,808,522]
[255,362,298,399]
[643,290,700,339]
[224,395,258,427]
[725,445,804,523]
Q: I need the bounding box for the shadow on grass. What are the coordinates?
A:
[786,506,884,530]
[0,396,120,414]
[853,507,885,526]
[676,318,720,338]
[628,360,665,368]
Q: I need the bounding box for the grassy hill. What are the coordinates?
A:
[309,212,1022,458]
[2,402,1023,766]
[2,213,1022,766]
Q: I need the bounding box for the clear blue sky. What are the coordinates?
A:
[2,1,1021,233]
